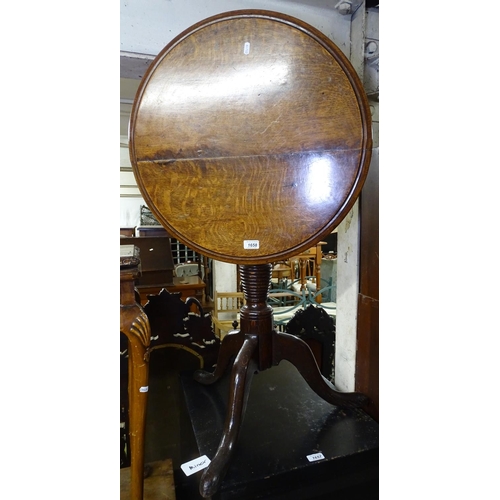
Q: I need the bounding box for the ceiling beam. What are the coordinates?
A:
[120,51,155,80]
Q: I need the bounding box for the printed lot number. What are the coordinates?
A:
[243,240,260,249]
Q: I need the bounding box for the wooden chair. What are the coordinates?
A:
[212,291,245,340]
[143,288,220,370]
[285,304,336,380]
[288,241,326,300]
[308,279,337,319]
[174,261,203,279]
[270,263,291,293]
[268,287,308,330]
[128,10,372,498]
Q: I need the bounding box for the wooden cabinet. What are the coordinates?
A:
[135,226,169,237]
[136,276,206,307]
[120,236,174,287]
[120,227,136,237]
[120,234,210,308]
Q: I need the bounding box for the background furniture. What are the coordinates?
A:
[132,277,207,308]
[286,304,336,380]
[128,10,372,498]
[318,257,337,302]
[136,226,169,237]
[136,218,209,280]
[120,245,151,500]
[121,227,136,237]
[120,460,176,500]
[120,287,220,499]
[211,292,245,339]
[175,261,203,279]
[120,236,174,291]
[162,276,206,304]
[288,241,326,299]
[120,235,209,307]
[144,288,220,370]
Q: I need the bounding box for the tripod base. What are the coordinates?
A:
[193,328,368,498]
[193,264,368,498]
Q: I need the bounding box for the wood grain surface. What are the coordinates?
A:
[129,10,372,264]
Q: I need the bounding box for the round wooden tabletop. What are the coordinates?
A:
[129,10,372,264]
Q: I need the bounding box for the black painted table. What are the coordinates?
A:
[180,360,379,499]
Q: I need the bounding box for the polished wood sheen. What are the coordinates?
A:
[129,10,372,264]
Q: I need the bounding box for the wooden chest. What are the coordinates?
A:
[120,236,174,287]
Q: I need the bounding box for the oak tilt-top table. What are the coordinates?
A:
[129,9,372,498]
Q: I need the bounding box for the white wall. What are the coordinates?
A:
[335,202,360,391]
[213,261,238,294]
[120,196,145,228]
[121,0,352,59]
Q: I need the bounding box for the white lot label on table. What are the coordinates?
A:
[243,240,259,249]
[306,452,325,462]
[181,455,211,476]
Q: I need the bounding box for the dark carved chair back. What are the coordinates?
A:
[143,288,220,370]
[285,305,335,380]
